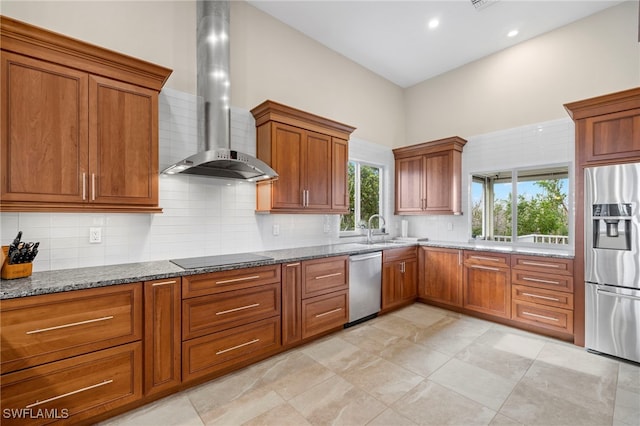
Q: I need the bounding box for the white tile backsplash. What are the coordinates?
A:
[0,88,574,272]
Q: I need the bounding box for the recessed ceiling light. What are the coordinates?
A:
[507,29,519,38]
[428,18,440,30]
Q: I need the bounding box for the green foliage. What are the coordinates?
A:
[516,179,568,237]
[340,163,381,231]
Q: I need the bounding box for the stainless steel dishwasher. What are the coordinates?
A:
[347,251,382,326]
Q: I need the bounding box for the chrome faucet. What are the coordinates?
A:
[367,214,386,244]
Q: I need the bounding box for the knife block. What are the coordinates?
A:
[1,246,32,280]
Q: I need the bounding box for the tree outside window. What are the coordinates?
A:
[341,161,382,232]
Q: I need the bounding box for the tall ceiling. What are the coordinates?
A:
[247,0,626,88]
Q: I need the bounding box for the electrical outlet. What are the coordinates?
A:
[447,222,453,231]
[272,224,280,236]
[89,227,102,243]
[323,223,330,233]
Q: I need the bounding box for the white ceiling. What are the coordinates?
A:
[247,0,626,88]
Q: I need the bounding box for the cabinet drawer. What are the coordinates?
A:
[512,285,574,310]
[511,269,574,293]
[511,255,573,275]
[182,283,281,340]
[1,342,142,426]
[302,256,348,298]
[302,290,349,339]
[383,246,417,263]
[0,283,142,374]
[512,300,574,335]
[464,251,510,268]
[182,316,281,382]
[182,265,280,299]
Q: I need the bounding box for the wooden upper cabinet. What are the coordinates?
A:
[393,136,466,215]
[565,87,640,166]
[251,100,355,214]
[0,16,171,213]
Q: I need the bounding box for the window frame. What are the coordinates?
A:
[468,162,573,248]
[340,160,384,236]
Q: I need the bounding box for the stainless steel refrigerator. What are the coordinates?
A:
[585,161,640,363]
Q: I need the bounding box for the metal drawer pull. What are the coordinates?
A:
[26,379,113,408]
[522,311,559,322]
[596,289,640,301]
[286,263,300,267]
[216,275,260,285]
[521,261,561,268]
[469,265,500,272]
[26,316,114,335]
[315,272,342,280]
[470,256,502,262]
[216,339,260,355]
[522,277,560,285]
[315,307,343,318]
[216,303,260,315]
[521,292,560,302]
[152,280,176,287]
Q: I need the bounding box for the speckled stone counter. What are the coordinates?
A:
[1,239,573,300]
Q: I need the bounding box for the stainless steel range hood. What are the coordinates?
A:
[161,0,277,181]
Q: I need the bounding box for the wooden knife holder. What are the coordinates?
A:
[1,246,32,279]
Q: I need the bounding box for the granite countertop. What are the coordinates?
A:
[0,239,573,300]
[419,240,575,259]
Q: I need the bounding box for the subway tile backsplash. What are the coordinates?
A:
[0,88,574,273]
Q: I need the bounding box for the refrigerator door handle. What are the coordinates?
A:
[596,288,640,302]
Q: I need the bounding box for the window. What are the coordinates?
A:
[471,165,570,245]
[341,161,383,232]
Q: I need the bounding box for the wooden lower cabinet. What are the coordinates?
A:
[512,300,574,334]
[382,247,417,311]
[463,251,511,319]
[182,316,281,382]
[419,247,463,307]
[1,342,142,425]
[282,261,303,346]
[301,290,349,339]
[144,278,181,396]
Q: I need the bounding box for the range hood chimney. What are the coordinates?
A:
[162,0,278,181]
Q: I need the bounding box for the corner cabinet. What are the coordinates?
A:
[251,101,356,214]
[382,247,418,312]
[419,246,463,307]
[0,16,172,213]
[393,136,466,215]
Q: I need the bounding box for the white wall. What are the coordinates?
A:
[404,1,639,144]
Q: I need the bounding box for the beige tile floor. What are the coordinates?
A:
[102,304,640,426]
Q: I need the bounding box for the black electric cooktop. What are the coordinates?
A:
[170,253,274,269]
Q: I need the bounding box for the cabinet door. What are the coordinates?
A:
[1,51,89,204]
[271,122,305,209]
[144,279,181,395]
[304,130,332,209]
[382,261,401,310]
[332,137,349,212]
[420,247,463,306]
[401,258,418,301]
[395,156,424,213]
[424,151,452,213]
[583,108,640,164]
[282,262,303,346]
[463,264,511,318]
[89,75,158,206]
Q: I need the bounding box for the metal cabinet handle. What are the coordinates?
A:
[286,262,300,267]
[522,311,559,322]
[82,172,87,200]
[400,261,405,273]
[315,307,342,318]
[521,261,561,268]
[458,250,462,265]
[521,292,560,302]
[152,280,177,287]
[315,272,342,280]
[596,289,640,301]
[215,275,260,285]
[26,316,114,334]
[522,276,561,285]
[216,338,260,355]
[26,379,113,409]
[216,303,260,316]
[91,173,96,201]
[470,255,502,262]
[469,265,500,272]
